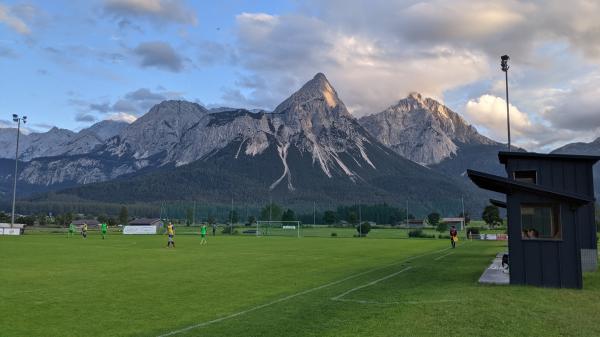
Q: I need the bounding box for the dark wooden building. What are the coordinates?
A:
[468,151,598,289]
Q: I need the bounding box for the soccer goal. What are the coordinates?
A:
[255,221,302,238]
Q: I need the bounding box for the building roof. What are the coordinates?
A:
[71,219,100,226]
[442,217,464,222]
[498,151,600,164]
[467,169,594,205]
[489,199,507,208]
[128,218,162,226]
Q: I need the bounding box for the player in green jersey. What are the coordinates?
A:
[100,223,108,239]
[68,223,75,237]
[200,223,207,245]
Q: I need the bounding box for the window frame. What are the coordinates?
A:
[513,170,537,184]
[520,203,562,241]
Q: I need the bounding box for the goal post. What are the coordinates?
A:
[255,221,302,238]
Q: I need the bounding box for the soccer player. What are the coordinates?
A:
[166,222,175,248]
[68,223,75,237]
[81,223,88,239]
[100,223,108,239]
[200,223,207,245]
[449,225,458,248]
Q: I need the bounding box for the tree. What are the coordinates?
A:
[228,210,239,224]
[482,205,502,228]
[281,209,296,222]
[97,214,109,224]
[37,214,48,226]
[119,206,128,225]
[207,215,216,225]
[323,210,337,225]
[356,222,371,236]
[347,211,358,225]
[260,202,282,221]
[427,212,440,226]
[246,215,256,226]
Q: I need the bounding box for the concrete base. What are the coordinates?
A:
[478,252,510,285]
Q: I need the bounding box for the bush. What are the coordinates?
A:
[408,229,435,239]
[438,234,451,239]
[331,232,337,237]
[356,222,371,237]
[221,226,238,235]
[436,222,448,233]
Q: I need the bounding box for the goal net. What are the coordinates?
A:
[255,221,302,237]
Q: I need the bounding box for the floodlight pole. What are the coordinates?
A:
[11,114,26,227]
[501,55,511,152]
[461,196,465,231]
[359,202,362,237]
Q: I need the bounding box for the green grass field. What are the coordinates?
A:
[1,233,599,337]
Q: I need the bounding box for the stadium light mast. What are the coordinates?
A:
[10,114,26,227]
[501,55,511,152]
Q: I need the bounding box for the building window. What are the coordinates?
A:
[520,204,561,240]
[514,170,537,184]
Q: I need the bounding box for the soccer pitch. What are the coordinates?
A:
[2,234,600,337]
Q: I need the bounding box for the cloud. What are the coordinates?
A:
[106,112,137,123]
[226,12,489,115]
[75,112,98,123]
[133,41,184,72]
[0,3,30,34]
[68,87,183,124]
[465,95,533,142]
[103,0,197,26]
[540,73,600,132]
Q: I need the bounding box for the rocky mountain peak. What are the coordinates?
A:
[359,93,497,165]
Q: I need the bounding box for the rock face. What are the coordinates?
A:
[359,93,496,165]
[0,120,129,161]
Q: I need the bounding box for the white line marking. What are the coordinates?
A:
[434,252,454,261]
[333,298,460,305]
[330,267,413,301]
[156,246,451,337]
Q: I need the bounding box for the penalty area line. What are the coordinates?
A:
[330,266,413,301]
[433,251,454,261]
[156,246,451,337]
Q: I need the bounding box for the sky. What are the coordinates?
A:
[1,0,600,152]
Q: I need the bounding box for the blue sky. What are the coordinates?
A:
[2,0,600,151]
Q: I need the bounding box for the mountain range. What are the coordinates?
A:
[1,73,597,215]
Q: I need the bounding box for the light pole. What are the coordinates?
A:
[501,55,511,152]
[11,114,27,227]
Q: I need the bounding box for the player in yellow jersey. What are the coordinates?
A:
[166,222,175,248]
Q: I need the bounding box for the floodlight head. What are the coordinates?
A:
[12,114,18,122]
[501,55,510,72]
[22,116,27,124]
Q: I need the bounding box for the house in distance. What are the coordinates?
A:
[468,151,599,289]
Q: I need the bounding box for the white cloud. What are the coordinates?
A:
[0,3,30,34]
[106,112,137,123]
[465,95,532,142]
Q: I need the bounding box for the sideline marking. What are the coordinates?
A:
[156,246,451,337]
[333,298,460,305]
[434,251,454,261]
[330,267,413,301]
